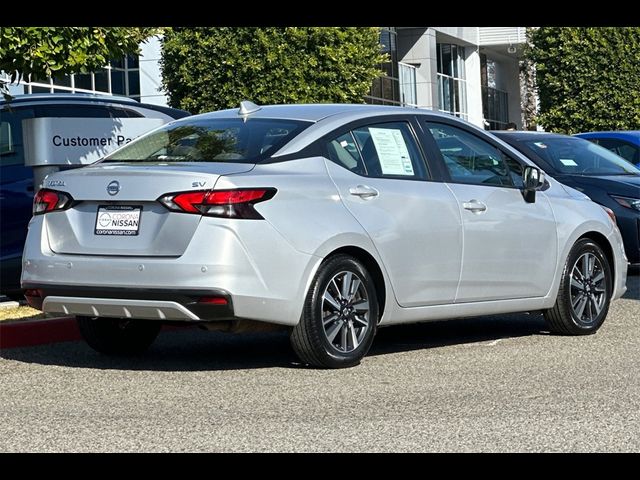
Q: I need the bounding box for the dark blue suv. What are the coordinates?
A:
[0,94,189,297]
[493,131,640,268]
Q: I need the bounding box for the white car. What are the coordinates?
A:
[22,103,628,368]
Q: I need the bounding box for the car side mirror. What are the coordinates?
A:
[523,166,545,203]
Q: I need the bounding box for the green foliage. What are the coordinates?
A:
[528,27,640,133]
[0,27,157,96]
[160,27,386,113]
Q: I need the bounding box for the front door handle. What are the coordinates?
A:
[349,185,379,199]
[462,199,487,213]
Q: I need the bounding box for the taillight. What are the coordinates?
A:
[158,188,276,219]
[33,189,73,215]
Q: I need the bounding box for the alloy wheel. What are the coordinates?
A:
[569,252,607,325]
[321,270,371,353]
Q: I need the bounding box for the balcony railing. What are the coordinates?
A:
[482,86,509,130]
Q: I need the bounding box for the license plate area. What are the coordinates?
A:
[95,205,142,236]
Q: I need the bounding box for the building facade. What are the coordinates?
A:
[365,27,527,130]
[4,28,526,130]
[4,37,168,106]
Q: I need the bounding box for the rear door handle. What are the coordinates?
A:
[462,199,487,213]
[349,185,379,199]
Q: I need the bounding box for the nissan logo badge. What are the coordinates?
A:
[107,180,120,196]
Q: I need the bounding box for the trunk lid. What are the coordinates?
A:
[44,162,254,256]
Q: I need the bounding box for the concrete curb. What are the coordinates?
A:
[0,316,80,349]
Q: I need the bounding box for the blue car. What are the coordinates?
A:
[492,131,640,267]
[575,131,640,169]
[0,94,189,298]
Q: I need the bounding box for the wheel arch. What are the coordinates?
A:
[324,246,387,323]
[577,231,615,279]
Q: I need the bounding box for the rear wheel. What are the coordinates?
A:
[291,254,378,368]
[544,239,612,335]
[77,316,161,355]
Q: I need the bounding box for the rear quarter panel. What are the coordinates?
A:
[214,156,397,323]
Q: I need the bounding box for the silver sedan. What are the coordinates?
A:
[22,103,628,368]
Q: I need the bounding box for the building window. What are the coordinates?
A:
[18,54,141,100]
[436,43,468,121]
[398,62,417,107]
[480,54,509,130]
[482,86,509,130]
[365,28,402,106]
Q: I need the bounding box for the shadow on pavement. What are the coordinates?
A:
[0,313,547,371]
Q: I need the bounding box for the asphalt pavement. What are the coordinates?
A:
[0,275,638,452]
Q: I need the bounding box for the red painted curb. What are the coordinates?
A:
[0,317,80,349]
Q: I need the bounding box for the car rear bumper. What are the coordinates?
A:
[23,284,235,321]
[21,215,322,326]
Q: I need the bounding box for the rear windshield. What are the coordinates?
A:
[102,118,311,164]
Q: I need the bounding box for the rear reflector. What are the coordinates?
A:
[158,188,276,219]
[601,206,617,226]
[33,188,73,215]
[24,289,41,298]
[198,297,228,305]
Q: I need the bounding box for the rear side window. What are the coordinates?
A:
[326,132,367,175]
[0,107,33,168]
[326,121,428,179]
[593,138,640,165]
[0,120,13,158]
[103,118,310,164]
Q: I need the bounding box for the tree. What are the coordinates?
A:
[160,27,386,113]
[528,27,640,133]
[0,27,157,99]
[519,28,538,131]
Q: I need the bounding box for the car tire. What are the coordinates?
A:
[290,254,379,368]
[544,239,612,335]
[77,316,161,355]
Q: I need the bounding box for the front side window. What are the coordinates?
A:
[426,122,514,187]
[103,118,310,164]
[327,122,428,179]
[503,154,525,188]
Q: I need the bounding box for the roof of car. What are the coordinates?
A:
[0,93,190,118]
[1,92,137,105]
[574,131,640,141]
[190,103,452,123]
[491,130,573,141]
[182,103,471,158]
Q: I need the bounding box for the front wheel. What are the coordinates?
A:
[544,239,613,335]
[77,316,161,355]
[291,254,379,368]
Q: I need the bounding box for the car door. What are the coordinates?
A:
[424,120,557,302]
[324,117,463,307]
